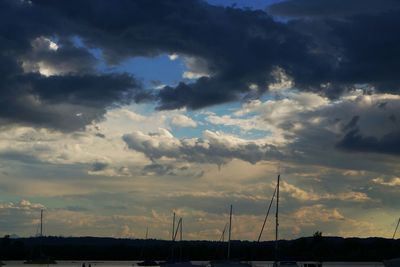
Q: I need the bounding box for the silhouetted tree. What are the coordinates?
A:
[313,231,323,239]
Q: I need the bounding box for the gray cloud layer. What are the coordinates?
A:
[268,0,400,18]
[1,0,400,140]
[123,129,279,166]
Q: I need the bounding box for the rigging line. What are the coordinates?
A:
[219,223,228,242]
[172,212,176,241]
[393,217,400,239]
[227,204,232,260]
[257,184,277,242]
[275,173,280,263]
[173,218,182,241]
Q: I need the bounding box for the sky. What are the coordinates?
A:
[0,0,400,241]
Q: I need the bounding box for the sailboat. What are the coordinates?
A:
[136,227,158,266]
[24,209,56,264]
[160,213,202,267]
[271,173,299,267]
[270,172,322,267]
[383,217,400,267]
[207,205,251,267]
[383,258,400,267]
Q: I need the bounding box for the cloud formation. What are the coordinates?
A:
[170,114,197,128]
[2,0,400,128]
[123,128,279,166]
[268,0,400,18]
[1,0,400,240]
[0,0,147,131]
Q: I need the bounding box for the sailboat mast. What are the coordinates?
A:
[180,218,183,260]
[393,217,400,239]
[172,212,176,241]
[39,209,44,257]
[179,218,183,241]
[40,209,43,237]
[275,174,280,262]
[227,204,232,260]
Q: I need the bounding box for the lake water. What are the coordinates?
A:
[1,261,385,267]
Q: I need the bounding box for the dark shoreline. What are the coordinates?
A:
[1,236,399,262]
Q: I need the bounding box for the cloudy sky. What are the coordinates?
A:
[1,0,400,241]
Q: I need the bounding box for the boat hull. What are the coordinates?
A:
[207,260,252,267]
[384,258,400,267]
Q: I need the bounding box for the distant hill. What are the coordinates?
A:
[0,235,399,261]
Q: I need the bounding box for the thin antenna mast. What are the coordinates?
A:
[172,212,176,241]
[179,218,183,260]
[275,165,281,263]
[227,204,232,260]
[145,227,149,239]
[40,209,43,237]
[393,217,400,239]
[39,209,44,257]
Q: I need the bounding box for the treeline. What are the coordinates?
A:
[0,235,399,261]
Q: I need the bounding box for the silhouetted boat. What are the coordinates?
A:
[382,216,400,267]
[136,227,158,266]
[160,213,202,267]
[136,260,158,266]
[24,258,57,265]
[161,262,202,267]
[268,171,321,267]
[207,205,251,267]
[300,262,322,267]
[271,172,299,267]
[24,209,57,264]
[383,258,400,267]
[207,261,250,267]
[273,262,322,267]
[273,262,298,267]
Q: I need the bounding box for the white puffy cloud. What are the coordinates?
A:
[268,67,294,91]
[168,53,179,61]
[0,199,45,211]
[280,181,370,202]
[372,177,400,187]
[292,204,345,223]
[170,114,197,128]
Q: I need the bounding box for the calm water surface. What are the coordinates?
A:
[3,261,384,267]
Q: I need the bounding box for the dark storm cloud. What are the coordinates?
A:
[2,0,400,129]
[337,129,400,156]
[31,0,320,110]
[0,0,144,131]
[22,37,97,75]
[33,0,400,107]
[268,0,400,18]
[326,11,400,94]
[0,72,142,131]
